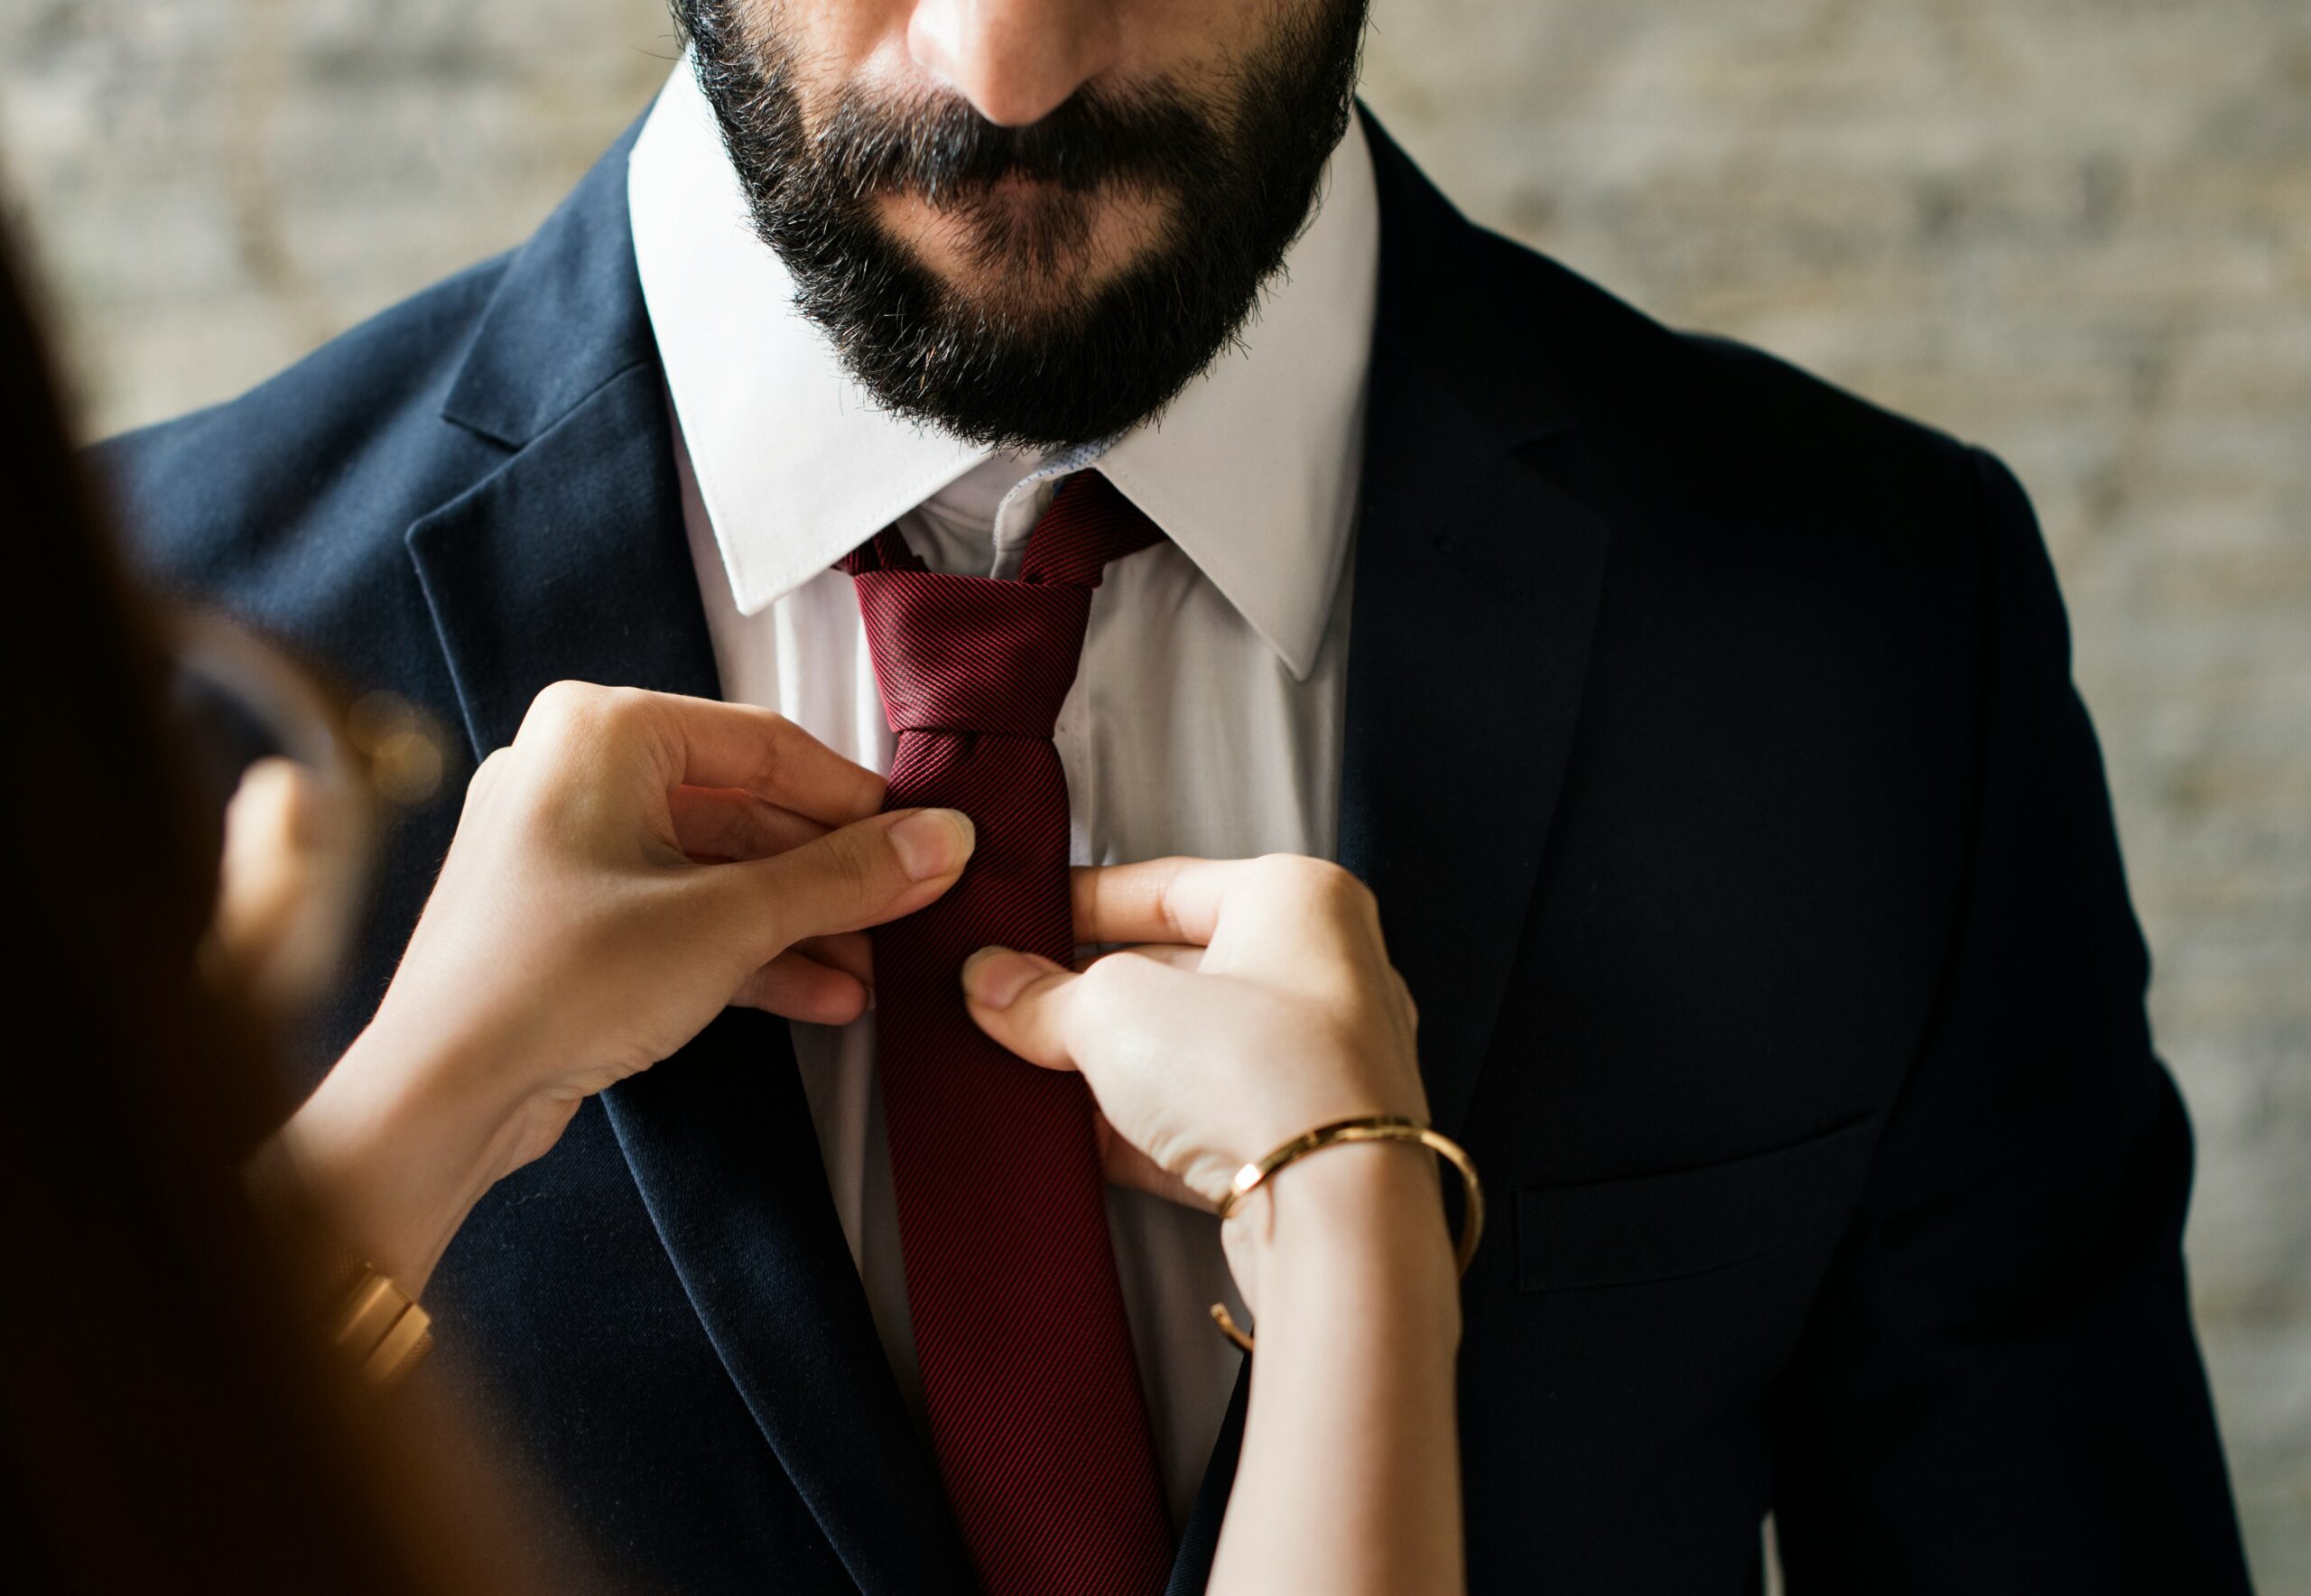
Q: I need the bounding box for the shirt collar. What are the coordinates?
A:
[628,59,1378,681]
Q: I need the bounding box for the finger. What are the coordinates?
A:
[959,950,1080,1068]
[1120,942,1203,973]
[733,807,974,954]
[961,944,1189,1073]
[1073,855,1379,951]
[650,694,886,826]
[1093,1111,1215,1212]
[670,784,827,861]
[794,931,873,988]
[1071,857,1248,948]
[1070,942,1201,972]
[734,949,869,1026]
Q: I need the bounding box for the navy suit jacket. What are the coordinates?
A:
[98,111,2251,1593]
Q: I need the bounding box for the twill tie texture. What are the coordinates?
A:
[840,471,1173,1596]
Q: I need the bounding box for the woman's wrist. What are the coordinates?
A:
[1221,1139,1463,1345]
[274,1017,538,1298]
[1211,1142,1466,1596]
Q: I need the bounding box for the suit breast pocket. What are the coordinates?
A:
[1515,1116,1880,1294]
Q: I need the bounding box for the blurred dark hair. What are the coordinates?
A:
[0,218,526,1592]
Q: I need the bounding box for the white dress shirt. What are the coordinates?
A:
[627,60,1378,1526]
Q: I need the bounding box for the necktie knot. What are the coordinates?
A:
[841,472,1165,738]
[849,571,1091,737]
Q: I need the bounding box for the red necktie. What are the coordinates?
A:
[841,472,1174,1595]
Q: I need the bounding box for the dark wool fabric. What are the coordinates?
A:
[94,107,2251,1596]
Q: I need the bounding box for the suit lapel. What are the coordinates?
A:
[404,131,972,1596]
[1338,114,1611,1140]
[1166,113,1614,1592]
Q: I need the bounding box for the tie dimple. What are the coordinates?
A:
[840,471,1175,1596]
[843,473,1164,738]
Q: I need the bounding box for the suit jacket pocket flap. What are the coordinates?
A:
[1516,1116,1878,1293]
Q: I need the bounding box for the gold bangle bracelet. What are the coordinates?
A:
[1209,1114,1484,1354]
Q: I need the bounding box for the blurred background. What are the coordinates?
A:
[1,0,2303,1582]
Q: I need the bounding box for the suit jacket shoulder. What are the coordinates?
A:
[95,253,511,612]
[93,116,654,644]
[1490,218,1986,549]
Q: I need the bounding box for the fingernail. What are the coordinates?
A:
[961,946,1041,1009]
[889,808,974,881]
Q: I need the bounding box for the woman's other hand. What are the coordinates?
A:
[274,682,971,1293]
[964,855,1462,1593]
[960,855,1443,1306]
[962,854,1426,1206]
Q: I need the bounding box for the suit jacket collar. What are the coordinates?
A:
[1341,109,1607,1137]
[439,117,661,450]
[406,102,1610,1596]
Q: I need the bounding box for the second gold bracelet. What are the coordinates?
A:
[1209,1114,1484,1354]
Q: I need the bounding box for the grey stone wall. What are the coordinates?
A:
[2,1,2303,1583]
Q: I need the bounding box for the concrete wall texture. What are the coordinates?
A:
[3,0,2303,1583]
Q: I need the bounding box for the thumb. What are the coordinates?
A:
[738,807,974,952]
[960,947,1081,1069]
[961,943,1187,1074]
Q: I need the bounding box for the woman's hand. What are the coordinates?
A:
[272,682,973,1293]
[961,853,1429,1209]
[960,854,1449,1320]
[964,855,1464,1596]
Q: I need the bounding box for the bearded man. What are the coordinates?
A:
[99,2,2250,1592]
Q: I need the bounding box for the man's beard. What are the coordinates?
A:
[673,0,1369,452]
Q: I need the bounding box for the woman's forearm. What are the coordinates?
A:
[1211,1142,1466,1596]
[261,1022,547,1299]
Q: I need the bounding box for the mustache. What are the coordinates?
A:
[808,81,1230,207]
